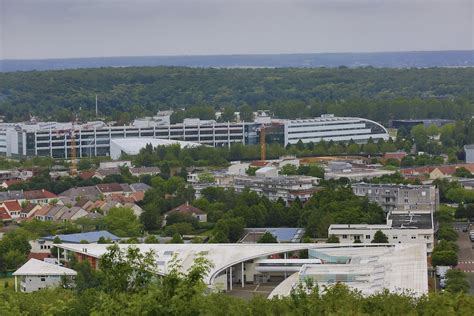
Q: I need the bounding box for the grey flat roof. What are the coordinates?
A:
[389,213,433,229]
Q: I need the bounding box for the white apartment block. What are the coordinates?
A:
[352,183,439,214]
[328,212,435,253]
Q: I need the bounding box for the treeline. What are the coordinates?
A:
[1,67,473,122]
[1,245,473,315]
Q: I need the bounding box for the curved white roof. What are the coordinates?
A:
[13,259,77,276]
[56,243,427,296]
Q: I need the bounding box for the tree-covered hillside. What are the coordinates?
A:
[1,67,473,123]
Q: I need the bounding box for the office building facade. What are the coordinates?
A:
[0,114,389,158]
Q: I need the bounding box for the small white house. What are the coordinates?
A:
[13,259,77,292]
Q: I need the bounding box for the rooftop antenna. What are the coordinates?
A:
[95,94,98,118]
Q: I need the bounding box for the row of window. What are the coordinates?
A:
[341,234,431,240]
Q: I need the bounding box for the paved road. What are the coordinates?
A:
[454,223,474,273]
[453,223,474,293]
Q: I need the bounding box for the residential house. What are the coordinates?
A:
[96,183,132,196]
[0,190,24,203]
[23,189,58,205]
[130,182,151,193]
[58,207,89,222]
[163,202,207,225]
[13,259,77,292]
[0,207,12,222]
[59,186,101,201]
[400,164,474,180]
[382,151,407,162]
[19,203,42,220]
[45,205,68,221]
[129,167,160,177]
[1,200,22,219]
[1,179,24,189]
[33,205,53,221]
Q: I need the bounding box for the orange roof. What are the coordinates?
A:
[250,160,270,168]
[24,189,57,200]
[460,164,474,173]
[79,171,96,180]
[2,179,23,187]
[130,191,145,202]
[108,194,135,204]
[383,152,407,160]
[0,207,11,220]
[3,200,21,211]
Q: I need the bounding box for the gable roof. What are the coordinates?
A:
[168,203,205,215]
[24,189,57,200]
[130,183,152,193]
[3,200,21,211]
[21,203,39,213]
[0,207,11,220]
[79,171,96,180]
[13,259,77,276]
[0,190,24,202]
[96,183,126,193]
[2,179,24,187]
[59,186,100,199]
[34,205,53,217]
[41,230,120,243]
[59,207,88,220]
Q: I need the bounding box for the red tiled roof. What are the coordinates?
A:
[0,207,11,220]
[168,203,205,215]
[130,192,145,202]
[79,171,96,180]
[383,152,407,160]
[460,164,474,173]
[23,189,57,200]
[108,194,135,204]
[3,200,21,211]
[250,161,270,167]
[2,179,23,187]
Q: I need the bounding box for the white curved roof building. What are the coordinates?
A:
[283,114,389,145]
[56,242,427,297]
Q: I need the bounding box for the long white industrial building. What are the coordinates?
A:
[0,114,389,158]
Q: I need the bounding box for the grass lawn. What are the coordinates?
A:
[0,277,15,292]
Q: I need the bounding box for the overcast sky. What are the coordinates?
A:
[1,0,473,60]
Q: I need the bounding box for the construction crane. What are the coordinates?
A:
[69,115,78,176]
[260,126,266,161]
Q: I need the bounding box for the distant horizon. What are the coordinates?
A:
[2,49,473,62]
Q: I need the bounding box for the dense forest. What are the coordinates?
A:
[1,67,473,123]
